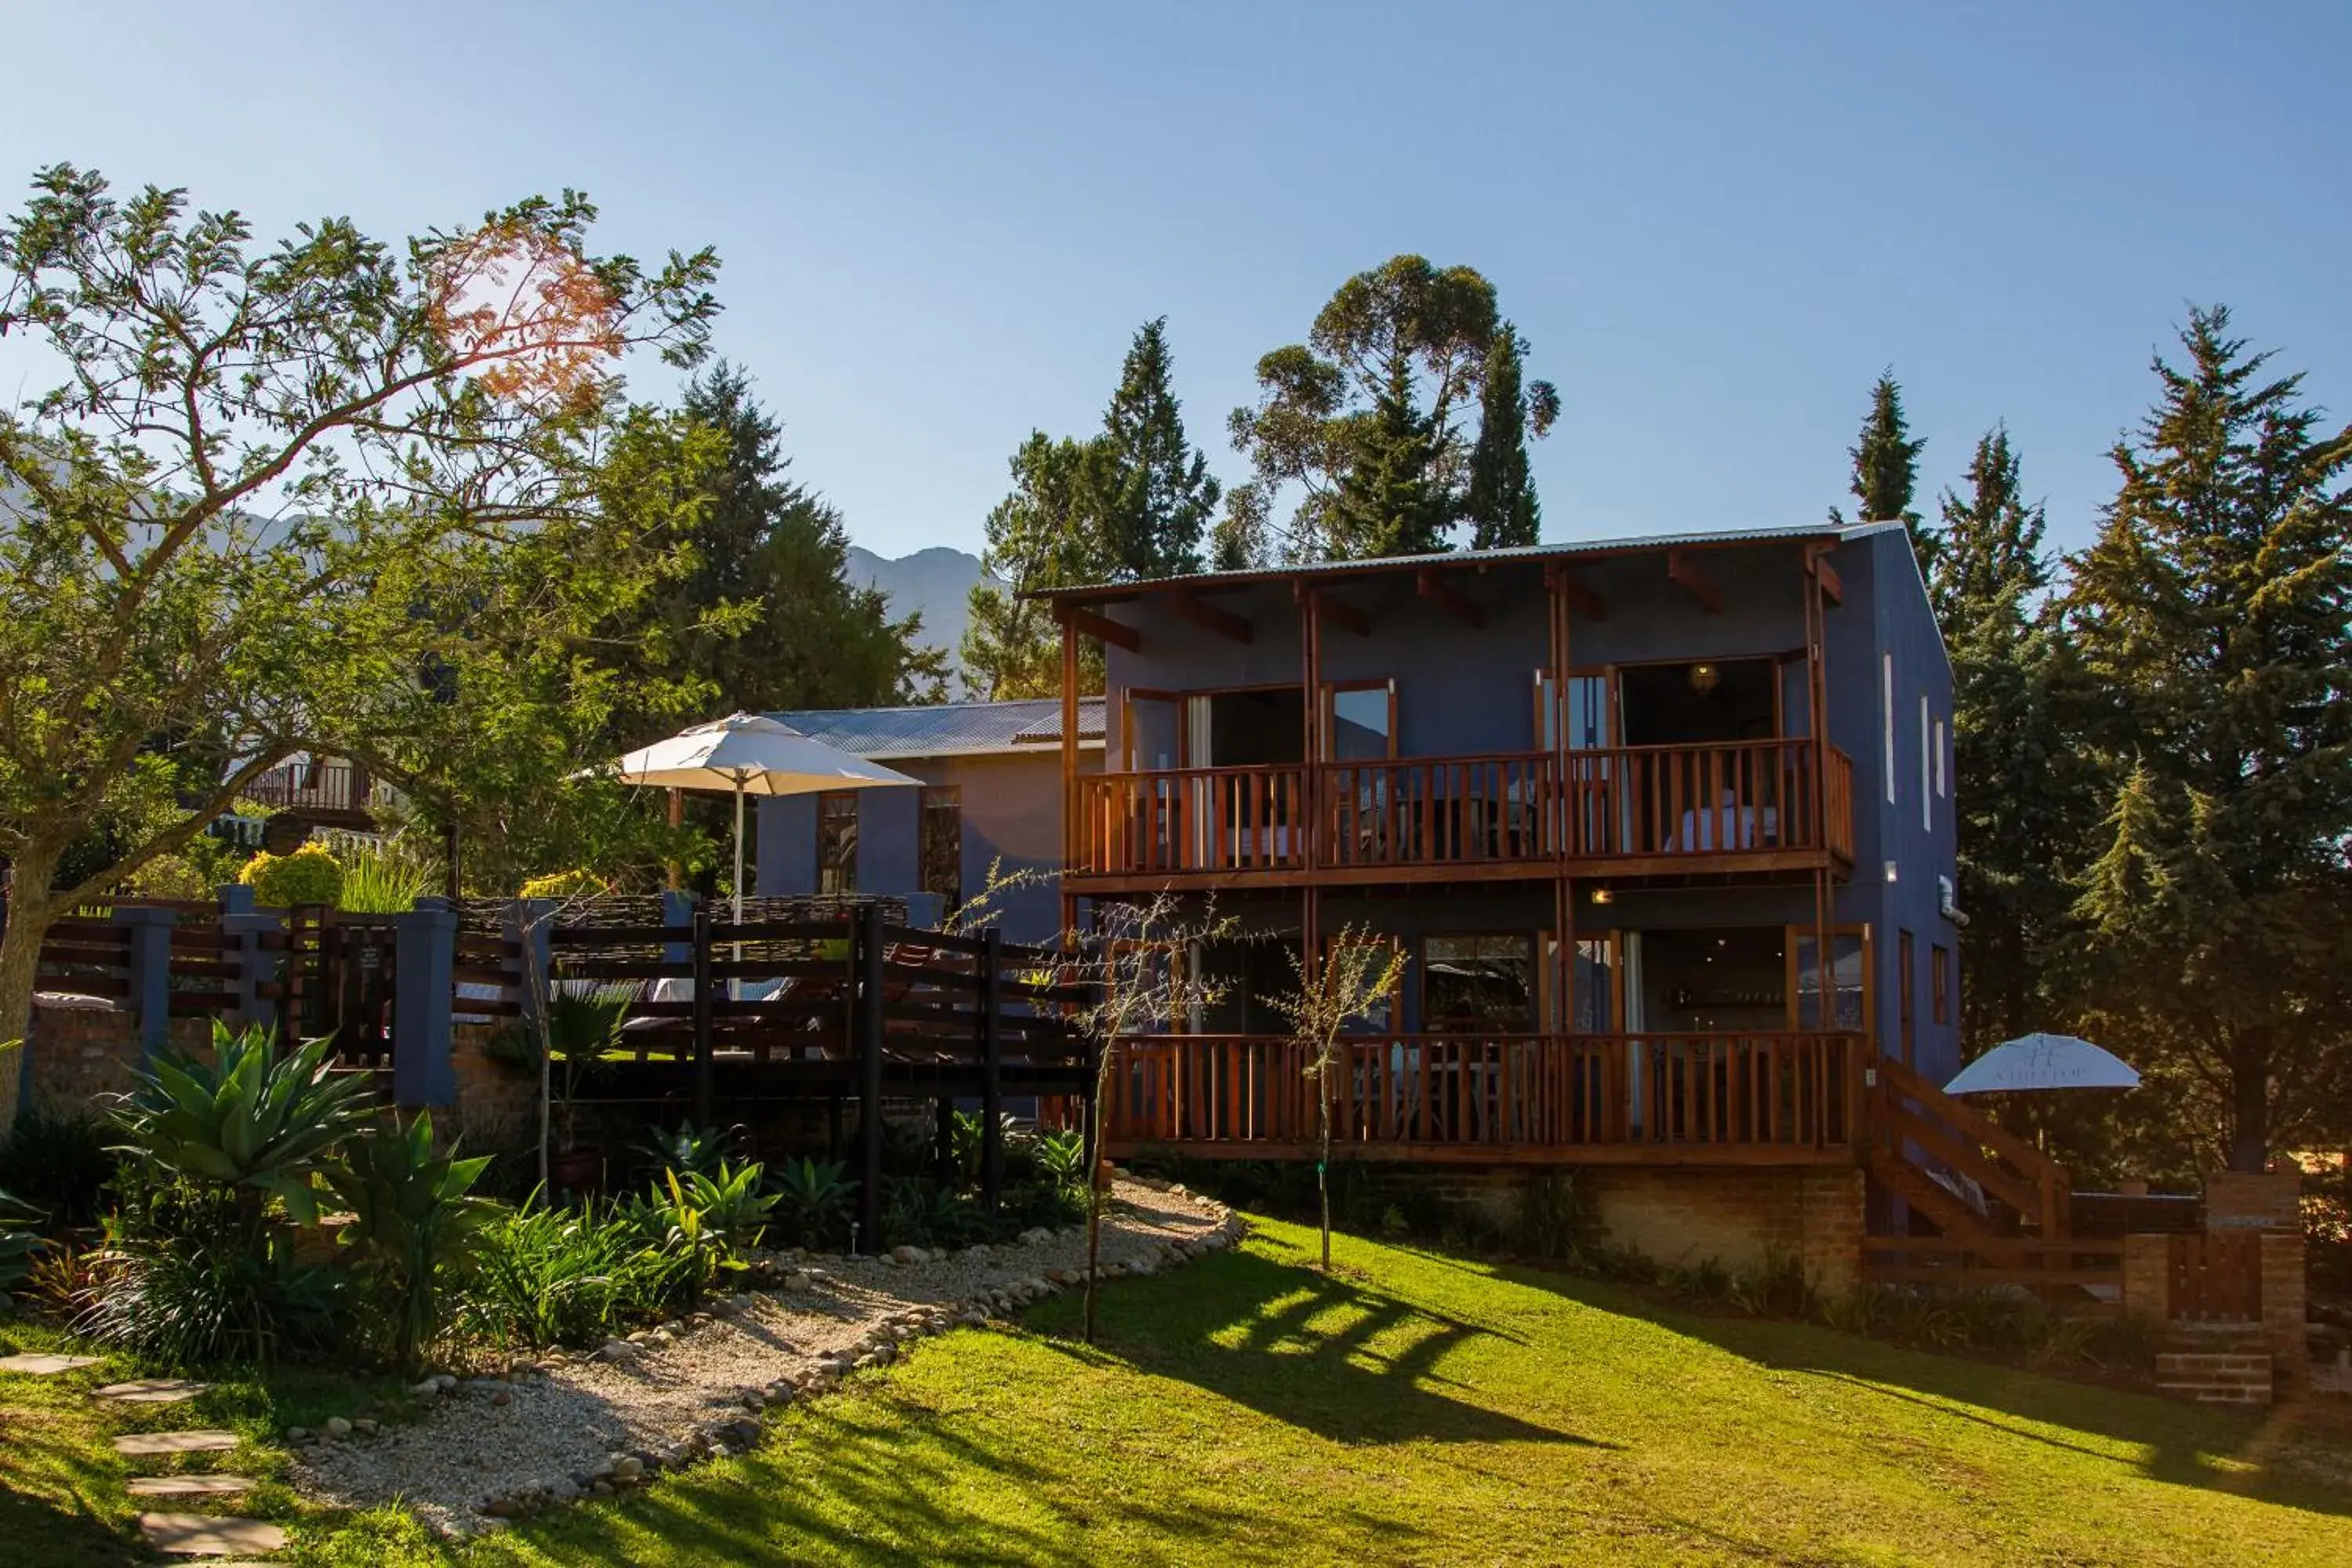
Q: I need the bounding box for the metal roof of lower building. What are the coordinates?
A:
[761,696,1105,761]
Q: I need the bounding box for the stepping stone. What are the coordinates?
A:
[127,1474,257,1498]
[114,1429,240,1457]
[137,1513,289,1555]
[0,1352,102,1375]
[96,1378,209,1403]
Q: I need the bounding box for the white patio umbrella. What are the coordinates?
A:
[1944,1032,2141,1095]
[602,712,917,925]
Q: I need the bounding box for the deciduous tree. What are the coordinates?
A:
[0,164,720,1126]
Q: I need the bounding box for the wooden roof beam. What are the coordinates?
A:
[1313,590,1370,637]
[1805,542,1844,606]
[1547,564,1606,620]
[1171,591,1251,644]
[1416,570,1484,629]
[1667,550,1723,614]
[1056,604,1141,652]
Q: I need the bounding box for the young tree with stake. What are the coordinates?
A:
[1269,926,1407,1272]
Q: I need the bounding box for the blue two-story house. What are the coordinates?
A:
[1029,520,1963,1279]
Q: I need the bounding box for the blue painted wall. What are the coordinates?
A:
[755,749,1091,946]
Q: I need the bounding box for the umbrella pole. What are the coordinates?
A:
[732,780,747,991]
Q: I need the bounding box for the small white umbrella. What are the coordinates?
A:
[1944,1032,2141,1095]
[603,713,917,926]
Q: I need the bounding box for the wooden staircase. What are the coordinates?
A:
[1857,1057,2125,1296]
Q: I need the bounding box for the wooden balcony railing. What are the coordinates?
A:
[1321,751,1552,869]
[1102,1030,1864,1156]
[1072,741,1855,880]
[1561,739,1839,862]
[1071,765,1309,877]
[243,760,397,819]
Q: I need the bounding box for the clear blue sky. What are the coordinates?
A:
[5,2,2346,561]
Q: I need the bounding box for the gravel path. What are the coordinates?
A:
[296,1179,1238,1535]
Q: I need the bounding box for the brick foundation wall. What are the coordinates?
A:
[2155,1323,2274,1406]
[2203,1171,2302,1231]
[1581,1166,1865,1297]
[24,1001,209,1112]
[2259,1230,2308,1386]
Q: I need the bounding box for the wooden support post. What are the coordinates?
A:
[1061,616,1080,870]
[666,788,684,891]
[855,900,886,1253]
[691,904,714,1129]
[982,927,1005,1211]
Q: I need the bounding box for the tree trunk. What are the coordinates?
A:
[1083,1086,1104,1345]
[2228,1036,2271,1174]
[0,837,66,1132]
[1318,1059,1333,1272]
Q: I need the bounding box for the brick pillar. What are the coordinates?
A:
[2122,1233,2172,1323]
[1798,1166,1865,1298]
[2204,1170,2301,1231]
[392,898,458,1107]
[2259,1230,2308,1388]
[113,904,176,1061]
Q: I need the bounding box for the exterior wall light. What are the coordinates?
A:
[1883,859,1899,884]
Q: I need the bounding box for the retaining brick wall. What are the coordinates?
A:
[24,1000,209,1110]
[1581,1166,1866,1297]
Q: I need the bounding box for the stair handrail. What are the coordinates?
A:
[1875,1055,2071,1238]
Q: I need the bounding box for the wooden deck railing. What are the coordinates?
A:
[1872,1056,2072,1237]
[1072,742,1855,879]
[1103,1030,1863,1156]
[1320,752,1552,869]
[1070,765,1309,876]
[242,760,395,819]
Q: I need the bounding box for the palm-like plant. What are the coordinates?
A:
[112,1023,376,1225]
[0,1189,47,1294]
[769,1156,856,1248]
[321,1111,492,1373]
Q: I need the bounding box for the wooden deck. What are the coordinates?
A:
[1099,1029,1865,1165]
[1068,741,1855,887]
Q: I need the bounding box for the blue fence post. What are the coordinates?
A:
[215,883,281,1036]
[114,904,176,1061]
[660,888,695,968]
[393,896,458,1106]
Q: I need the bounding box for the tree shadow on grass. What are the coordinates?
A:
[0,1407,142,1567]
[1038,1236,1615,1451]
[475,1381,1421,1568]
[1490,1259,2352,1519]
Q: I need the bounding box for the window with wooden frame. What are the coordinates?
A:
[815,792,858,896]
[1931,943,1951,1026]
[1421,932,1537,1032]
[1322,678,1396,760]
[918,786,961,910]
[1536,669,1617,752]
[1787,924,1873,1035]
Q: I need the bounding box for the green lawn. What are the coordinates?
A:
[10,1219,2350,1566]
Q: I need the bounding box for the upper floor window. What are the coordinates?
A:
[1324,680,1396,760]
[1931,943,1951,1026]
[815,792,858,896]
[1882,654,1897,803]
[1919,696,1933,831]
[1934,718,1947,798]
[919,786,961,910]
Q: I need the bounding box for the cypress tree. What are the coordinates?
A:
[2060,306,2352,1171]
[1834,371,1936,575]
[1092,318,1221,579]
[1465,323,1550,550]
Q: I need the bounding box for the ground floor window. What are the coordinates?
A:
[1421,934,1535,1031]
[919,786,961,909]
[816,792,858,896]
[1931,942,1951,1026]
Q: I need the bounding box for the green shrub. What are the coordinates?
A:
[79,1181,340,1365]
[239,844,345,909]
[459,1196,687,1350]
[322,1112,492,1373]
[112,1024,376,1225]
[769,1157,856,1250]
[1511,1174,1601,1262]
[633,1122,737,1182]
[337,839,439,915]
[0,1102,116,1226]
[0,1190,48,1298]
[126,851,216,902]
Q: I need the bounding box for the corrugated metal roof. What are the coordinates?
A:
[761,697,1105,761]
[1028,520,1905,603]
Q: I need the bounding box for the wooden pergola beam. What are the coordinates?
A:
[1171,591,1251,644]
[1314,590,1370,637]
[1416,570,1484,629]
[1667,550,1723,614]
[1056,604,1141,652]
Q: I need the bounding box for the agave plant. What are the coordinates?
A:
[321,1112,492,1372]
[1034,1129,1088,1194]
[112,1023,376,1224]
[769,1156,856,1247]
[633,1121,738,1181]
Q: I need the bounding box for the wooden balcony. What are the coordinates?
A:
[1102,1030,1864,1163]
[242,760,396,826]
[1069,741,1853,885]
